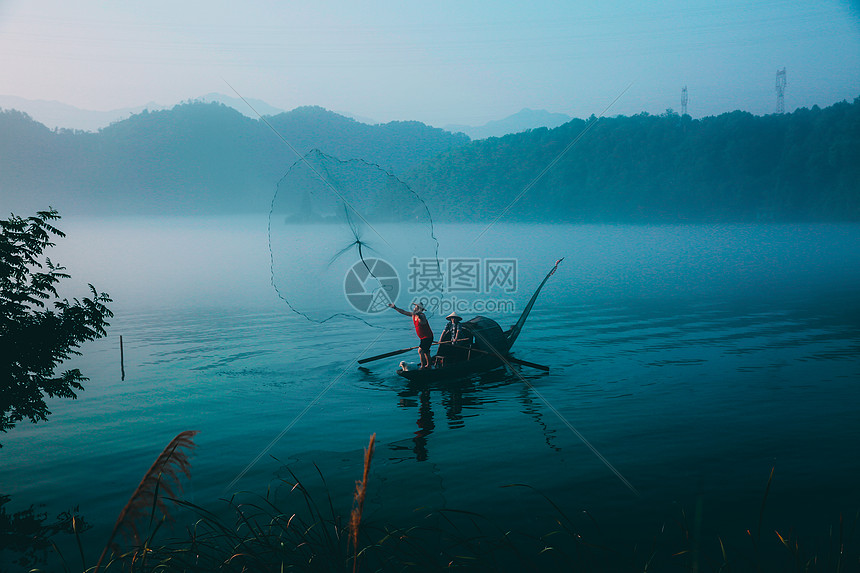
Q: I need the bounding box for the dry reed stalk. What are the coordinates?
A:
[349,433,376,572]
[94,430,198,572]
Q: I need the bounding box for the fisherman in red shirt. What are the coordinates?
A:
[388,302,434,369]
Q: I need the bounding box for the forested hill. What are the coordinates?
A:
[0,102,469,215]
[405,98,860,222]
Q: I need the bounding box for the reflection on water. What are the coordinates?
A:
[2,220,860,569]
[0,494,90,569]
[384,369,551,463]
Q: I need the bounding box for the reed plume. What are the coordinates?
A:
[349,433,376,572]
[94,430,198,572]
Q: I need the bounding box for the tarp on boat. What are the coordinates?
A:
[462,316,507,355]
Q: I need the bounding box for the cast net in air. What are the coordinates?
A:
[268,150,440,327]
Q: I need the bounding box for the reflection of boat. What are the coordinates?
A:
[395,259,563,382]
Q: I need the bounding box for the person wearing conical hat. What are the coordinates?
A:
[441,311,462,342]
[436,311,466,364]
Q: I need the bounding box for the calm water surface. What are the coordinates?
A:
[2,219,859,568]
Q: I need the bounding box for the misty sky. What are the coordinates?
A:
[1,0,859,127]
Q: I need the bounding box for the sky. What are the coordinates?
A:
[1,0,859,127]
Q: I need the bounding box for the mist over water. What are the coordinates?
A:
[47,217,860,312]
[2,217,859,569]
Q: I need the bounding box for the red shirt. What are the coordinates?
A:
[413,312,433,340]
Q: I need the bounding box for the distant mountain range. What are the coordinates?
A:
[445,108,572,140]
[0,95,162,133]
[194,93,288,118]
[0,94,571,138]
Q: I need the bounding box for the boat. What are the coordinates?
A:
[358,259,562,382]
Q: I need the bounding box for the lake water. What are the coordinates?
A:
[2,218,859,570]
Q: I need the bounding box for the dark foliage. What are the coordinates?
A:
[405,98,860,222]
[0,208,112,444]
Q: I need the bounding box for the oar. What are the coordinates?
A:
[357,338,476,365]
[357,345,421,364]
[505,356,550,372]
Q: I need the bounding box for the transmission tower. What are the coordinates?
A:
[775,68,787,114]
[681,86,688,116]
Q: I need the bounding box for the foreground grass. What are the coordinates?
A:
[10,433,860,572]
[64,490,860,573]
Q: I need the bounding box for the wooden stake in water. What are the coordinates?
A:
[120,335,125,381]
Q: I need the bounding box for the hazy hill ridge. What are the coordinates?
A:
[0,93,286,132]
[0,102,469,215]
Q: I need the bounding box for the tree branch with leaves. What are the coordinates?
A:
[0,208,112,444]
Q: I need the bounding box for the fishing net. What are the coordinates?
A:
[268,150,440,326]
